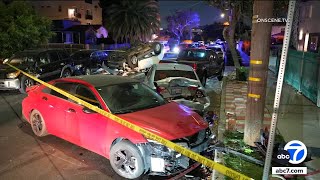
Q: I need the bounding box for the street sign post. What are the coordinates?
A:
[262,1,296,179]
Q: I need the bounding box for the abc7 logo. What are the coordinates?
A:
[276,140,307,164]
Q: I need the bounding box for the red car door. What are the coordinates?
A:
[40,82,75,139]
[63,83,109,155]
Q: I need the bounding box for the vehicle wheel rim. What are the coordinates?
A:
[25,79,34,87]
[155,44,161,52]
[131,56,138,65]
[113,149,138,176]
[63,71,71,77]
[85,69,90,75]
[31,113,42,134]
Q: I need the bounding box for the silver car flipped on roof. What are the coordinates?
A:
[144,63,210,115]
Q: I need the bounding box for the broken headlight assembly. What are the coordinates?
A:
[6,71,20,79]
[145,139,191,174]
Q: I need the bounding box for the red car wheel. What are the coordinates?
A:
[109,140,145,179]
[30,110,48,137]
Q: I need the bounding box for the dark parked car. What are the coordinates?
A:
[70,50,108,75]
[176,48,224,85]
[0,49,72,93]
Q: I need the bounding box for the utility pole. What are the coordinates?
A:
[244,0,274,146]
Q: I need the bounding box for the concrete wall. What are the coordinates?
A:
[29,0,102,25]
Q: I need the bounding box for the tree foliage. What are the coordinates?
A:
[0,1,53,59]
[101,0,160,44]
[166,10,200,42]
[207,0,289,68]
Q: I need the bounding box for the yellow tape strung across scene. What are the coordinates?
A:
[248,77,261,82]
[250,60,263,65]
[7,63,253,180]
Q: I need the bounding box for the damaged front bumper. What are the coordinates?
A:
[138,128,215,176]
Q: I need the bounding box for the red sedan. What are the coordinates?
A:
[22,75,213,179]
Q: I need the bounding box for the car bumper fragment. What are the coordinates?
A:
[0,78,20,90]
[140,128,214,176]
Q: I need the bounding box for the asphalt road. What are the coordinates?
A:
[0,75,223,180]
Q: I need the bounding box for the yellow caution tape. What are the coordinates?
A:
[248,77,261,82]
[7,63,253,180]
[248,93,261,99]
[250,60,263,65]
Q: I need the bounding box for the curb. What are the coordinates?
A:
[218,76,227,141]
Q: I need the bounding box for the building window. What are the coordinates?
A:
[85,9,93,20]
[58,5,62,12]
[68,8,75,18]
[47,6,51,8]
[302,5,313,19]
[310,36,318,52]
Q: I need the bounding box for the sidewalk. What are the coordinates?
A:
[223,70,320,152]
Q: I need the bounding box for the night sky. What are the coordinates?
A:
[159,0,222,28]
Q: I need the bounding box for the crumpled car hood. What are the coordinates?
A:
[155,77,210,111]
[118,102,208,140]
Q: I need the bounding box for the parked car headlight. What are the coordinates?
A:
[173,47,180,54]
[6,71,20,79]
[75,64,83,69]
[147,139,172,155]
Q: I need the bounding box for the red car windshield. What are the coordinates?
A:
[96,82,166,114]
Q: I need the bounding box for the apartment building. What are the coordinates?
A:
[29,0,102,25]
[297,0,320,52]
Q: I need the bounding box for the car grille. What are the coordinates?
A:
[173,128,211,148]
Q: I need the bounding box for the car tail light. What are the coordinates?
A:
[192,63,197,70]
[156,86,167,94]
[188,86,198,91]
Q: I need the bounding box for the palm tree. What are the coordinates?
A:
[104,0,160,44]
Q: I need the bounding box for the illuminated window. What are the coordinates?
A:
[310,36,318,51]
[68,8,75,18]
[299,29,303,40]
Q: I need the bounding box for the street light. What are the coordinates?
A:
[220,13,225,18]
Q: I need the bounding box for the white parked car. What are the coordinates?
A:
[144,63,210,115]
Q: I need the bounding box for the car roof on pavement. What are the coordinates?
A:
[63,75,139,87]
